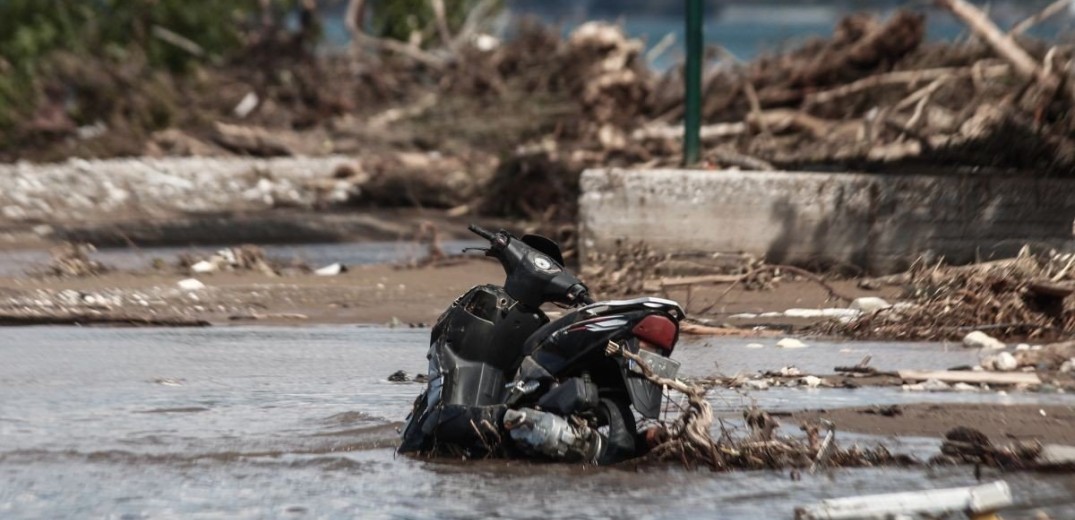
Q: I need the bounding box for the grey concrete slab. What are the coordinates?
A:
[579,168,1075,274]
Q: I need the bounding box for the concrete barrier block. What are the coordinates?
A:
[579,168,1075,275]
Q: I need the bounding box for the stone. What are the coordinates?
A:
[177,278,206,291]
[963,331,1005,350]
[952,382,977,392]
[778,366,803,377]
[776,338,808,349]
[850,296,891,313]
[801,375,823,388]
[744,343,765,349]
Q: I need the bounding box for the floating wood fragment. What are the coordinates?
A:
[795,480,1012,520]
[896,370,1040,385]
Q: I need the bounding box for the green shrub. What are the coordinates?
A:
[0,0,284,132]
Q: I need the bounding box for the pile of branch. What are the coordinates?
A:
[821,247,1075,340]
[638,1,1075,175]
[617,346,913,471]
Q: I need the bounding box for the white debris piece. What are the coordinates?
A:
[784,308,860,319]
[795,481,1012,520]
[850,296,891,313]
[1060,358,1074,374]
[744,343,765,349]
[923,378,951,391]
[190,260,217,273]
[952,382,978,392]
[980,351,1019,372]
[776,338,808,349]
[314,263,347,276]
[779,366,803,377]
[904,378,951,392]
[1038,444,1075,467]
[233,92,260,118]
[177,278,206,291]
[801,375,823,388]
[963,330,1005,350]
[744,379,770,390]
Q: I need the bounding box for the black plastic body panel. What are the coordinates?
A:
[430,284,548,407]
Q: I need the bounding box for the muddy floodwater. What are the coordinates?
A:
[0,240,486,277]
[2,326,1074,519]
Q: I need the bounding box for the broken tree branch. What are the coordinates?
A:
[1009,0,1073,36]
[805,64,1010,105]
[936,0,1058,91]
[429,0,454,48]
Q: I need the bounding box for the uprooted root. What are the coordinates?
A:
[612,344,913,471]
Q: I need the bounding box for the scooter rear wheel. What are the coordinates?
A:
[594,397,639,465]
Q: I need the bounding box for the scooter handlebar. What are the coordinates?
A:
[468,224,497,242]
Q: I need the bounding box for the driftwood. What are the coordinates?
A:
[0,312,210,327]
[1009,0,1073,36]
[896,370,1041,386]
[642,274,742,292]
[805,64,1009,105]
[936,0,1066,99]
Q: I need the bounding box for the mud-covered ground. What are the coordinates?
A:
[793,403,1075,444]
[0,236,895,328]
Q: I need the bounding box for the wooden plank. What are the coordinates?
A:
[796,481,1012,519]
[897,370,1041,385]
[642,274,741,291]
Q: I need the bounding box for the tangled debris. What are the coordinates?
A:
[582,240,765,298]
[29,242,110,278]
[177,245,309,276]
[614,345,912,472]
[931,426,1075,471]
[820,248,1075,341]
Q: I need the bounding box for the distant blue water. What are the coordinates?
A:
[317,2,1075,69]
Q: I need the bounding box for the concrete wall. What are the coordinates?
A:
[579,168,1075,275]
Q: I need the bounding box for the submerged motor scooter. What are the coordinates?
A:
[398,225,683,464]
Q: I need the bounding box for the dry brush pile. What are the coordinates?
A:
[616,346,912,472]
[9,2,1075,240]
[637,0,1075,176]
[822,247,1075,341]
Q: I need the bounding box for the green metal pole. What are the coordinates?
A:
[683,0,703,166]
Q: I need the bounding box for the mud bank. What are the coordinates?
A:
[0,253,893,328]
[793,403,1075,445]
